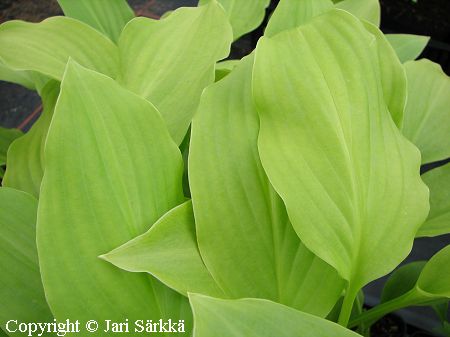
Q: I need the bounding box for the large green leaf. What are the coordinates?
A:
[102,200,225,298]
[0,63,49,93]
[199,0,270,40]
[37,61,191,334]
[57,0,134,43]
[0,17,118,81]
[3,81,59,197]
[350,245,450,327]
[401,60,450,164]
[265,0,333,38]
[418,163,450,237]
[190,294,362,337]
[253,10,429,325]
[190,55,343,316]
[335,0,380,26]
[0,187,53,336]
[386,34,430,63]
[117,1,232,144]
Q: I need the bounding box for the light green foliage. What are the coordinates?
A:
[102,200,225,298]
[199,0,270,40]
[0,126,22,177]
[265,0,333,37]
[386,34,430,63]
[402,60,450,164]
[3,81,59,197]
[37,61,191,334]
[335,0,380,26]
[189,294,362,337]
[118,1,232,144]
[381,261,426,302]
[253,10,429,324]
[418,163,450,237]
[351,246,450,327]
[0,188,53,336]
[190,55,344,316]
[0,17,118,81]
[57,0,134,43]
[215,59,239,81]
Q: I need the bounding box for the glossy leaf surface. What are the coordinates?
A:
[0,17,118,80]
[37,61,191,334]
[118,1,232,144]
[57,0,134,43]
[3,81,59,197]
[190,55,343,316]
[190,294,361,337]
[0,188,53,335]
[199,0,269,40]
[102,200,224,298]
[254,9,429,305]
[418,163,450,237]
[402,60,450,164]
[386,34,429,63]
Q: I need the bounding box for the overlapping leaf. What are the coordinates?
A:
[0,126,22,178]
[418,163,450,237]
[0,17,118,80]
[265,0,333,37]
[189,55,343,316]
[37,61,191,335]
[102,200,225,298]
[190,294,361,337]
[253,10,429,324]
[386,34,430,63]
[402,59,450,164]
[3,81,59,197]
[351,245,450,327]
[199,0,270,40]
[335,0,380,26]
[0,188,53,336]
[57,0,134,43]
[117,1,233,144]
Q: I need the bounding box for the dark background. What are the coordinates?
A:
[1,0,449,335]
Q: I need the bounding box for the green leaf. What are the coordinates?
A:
[3,81,59,197]
[199,0,270,40]
[190,55,344,317]
[215,59,239,81]
[381,261,426,302]
[189,294,362,337]
[0,63,35,91]
[335,0,380,26]
[386,34,430,63]
[401,60,450,164]
[418,245,450,297]
[0,126,22,167]
[362,22,407,128]
[102,200,225,298]
[418,163,450,237]
[117,1,232,144]
[350,245,450,327]
[264,0,333,38]
[37,61,192,333]
[0,187,53,335]
[57,0,134,43]
[253,10,429,325]
[0,17,118,81]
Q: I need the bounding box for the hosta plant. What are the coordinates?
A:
[0,0,449,336]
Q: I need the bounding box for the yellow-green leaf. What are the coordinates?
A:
[386,34,430,63]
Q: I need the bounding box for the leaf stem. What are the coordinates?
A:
[349,290,418,328]
[338,283,359,327]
